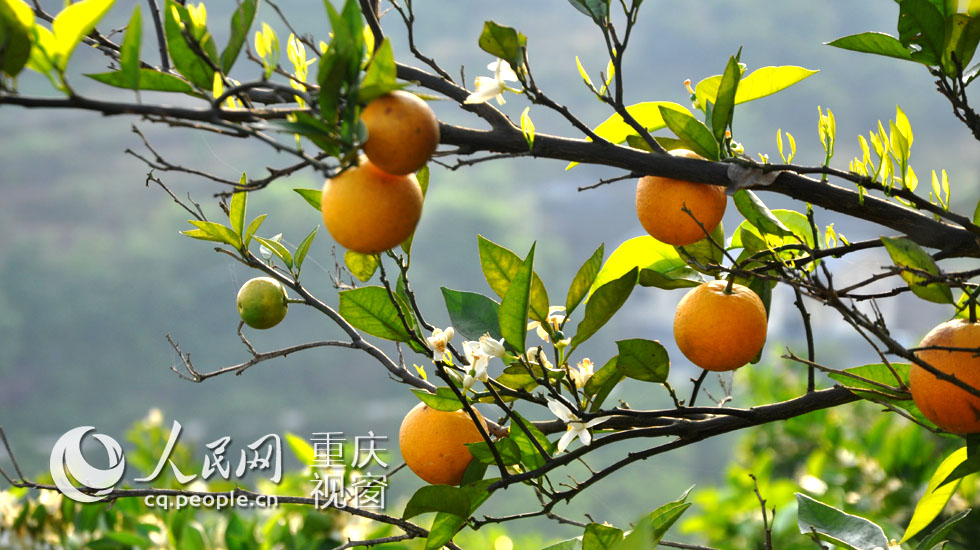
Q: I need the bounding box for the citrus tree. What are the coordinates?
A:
[2,0,980,549]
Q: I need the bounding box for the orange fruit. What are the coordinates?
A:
[321,159,424,254]
[236,277,288,329]
[910,319,980,434]
[361,90,440,176]
[673,280,768,372]
[635,149,727,246]
[399,402,486,486]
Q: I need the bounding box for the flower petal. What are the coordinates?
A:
[547,398,575,422]
[557,427,579,454]
[584,416,610,429]
[579,427,592,447]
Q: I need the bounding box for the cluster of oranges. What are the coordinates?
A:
[321,91,439,255]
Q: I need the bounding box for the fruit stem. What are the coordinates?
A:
[724,276,736,295]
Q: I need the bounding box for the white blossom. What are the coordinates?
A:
[547,398,608,453]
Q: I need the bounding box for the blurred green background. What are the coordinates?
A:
[1,0,979,545]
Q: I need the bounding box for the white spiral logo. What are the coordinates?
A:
[49,426,126,503]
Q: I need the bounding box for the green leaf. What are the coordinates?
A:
[796,493,889,550]
[477,235,550,323]
[338,286,412,341]
[85,69,196,93]
[583,523,624,550]
[426,512,467,550]
[567,0,609,21]
[358,38,401,103]
[0,0,33,77]
[901,447,969,542]
[224,513,253,550]
[294,187,323,212]
[542,538,583,550]
[730,209,814,267]
[571,267,637,349]
[404,486,471,519]
[614,494,692,550]
[914,510,971,550]
[219,0,257,73]
[566,244,604,316]
[477,20,526,71]
[615,339,669,383]
[826,32,914,61]
[184,220,241,248]
[270,113,341,154]
[180,523,206,550]
[585,356,624,412]
[284,432,315,465]
[711,55,740,142]
[881,236,953,304]
[592,236,692,295]
[411,387,464,412]
[119,5,141,90]
[659,106,720,161]
[103,532,151,548]
[466,437,522,466]
[828,363,911,399]
[229,178,247,239]
[510,411,553,471]
[898,0,946,65]
[164,0,216,89]
[733,189,793,237]
[499,244,535,352]
[441,288,502,341]
[675,222,724,273]
[51,0,114,71]
[293,226,318,274]
[344,250,378,282]
[734,65,818,104]
[254,236,293,269]
[589,102,693,145]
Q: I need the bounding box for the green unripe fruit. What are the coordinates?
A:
[236,277,288,329]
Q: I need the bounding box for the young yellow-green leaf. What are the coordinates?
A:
[284,432,315,465]
[293,226,318,274]
[881,236,953,304]
[179,228,227,243]
[944,14,980,76]
[441,288,501,341]
[219,0,257,73]
[254,235,293,269]
[0,0,33,77]
[85,69,196,93]
[590,101,693,145]
[119,5,141,90]
[591,236,688,296]
[26,24,56,77]
[796,493,889,550]
[571,267,637,350]
[403,485,471,520]
[477,20,526,71]
[615,338,669,383]
[733,189,794,237]
[615,494,692,550]
[344,250,378,282]
[585,356,623,412]
[734,65,818,104]
[566,243,604,316]
[338,286,412,342]
[401,164,429,257]
[411,387,464,412]
[520,106,535,150]
[293,188,323,212]
[711,55,740,142]
[185,219,241,248]
[229,176,247,238]
[51,0,114,71]
[243,213,266,248]
[575,55,596,91]
[499,244,535,352]
[675,222,724,273]
[477,235,550,323]
[659,106,720,161]
[900,447,968,543]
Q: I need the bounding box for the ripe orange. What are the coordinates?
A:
[321,159,423,254]
[399,402,486,486]
[237,277,288,329]
[910,319,980,434]
[635,149,727,246]
[361,90,440,176]
[673,280,768,372]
